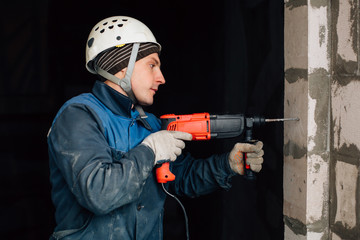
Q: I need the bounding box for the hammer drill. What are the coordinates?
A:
[157,112,299,183]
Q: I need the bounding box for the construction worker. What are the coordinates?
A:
[47,16,264,240]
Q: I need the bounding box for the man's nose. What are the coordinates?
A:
[156,70,165,84]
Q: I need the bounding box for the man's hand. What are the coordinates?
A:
[228,141,264,175]
[141,130,193,165]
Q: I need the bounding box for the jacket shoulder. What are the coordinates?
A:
[51,93,107,125]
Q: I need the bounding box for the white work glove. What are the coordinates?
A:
[228,141,264,175]
[141,130,193,165]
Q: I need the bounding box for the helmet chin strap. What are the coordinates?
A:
[94,43,152,130]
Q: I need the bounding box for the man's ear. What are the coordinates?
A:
[114,68,127,79]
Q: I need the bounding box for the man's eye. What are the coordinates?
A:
[150,64,155,68]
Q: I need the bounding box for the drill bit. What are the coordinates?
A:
[265,117,300,122]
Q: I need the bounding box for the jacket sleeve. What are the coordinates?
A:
[47,103,155,215]
[169,151,237,198]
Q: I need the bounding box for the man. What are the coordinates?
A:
[47,16,264,240]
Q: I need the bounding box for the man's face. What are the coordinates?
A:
[131,53,165,106]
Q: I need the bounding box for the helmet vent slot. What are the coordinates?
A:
[95,27,99,31]
[112,19,118,22]
[87,38,94,48]
[118,24,123,27]
[109,26,114,29]
[103,22,108,26]
[100,29,105,33]
[122,19,128,21]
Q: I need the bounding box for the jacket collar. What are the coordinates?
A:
[92,80,134,118]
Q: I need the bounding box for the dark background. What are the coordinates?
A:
[1,0,284,239]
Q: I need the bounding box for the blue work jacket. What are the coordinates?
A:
[47,81,235,240]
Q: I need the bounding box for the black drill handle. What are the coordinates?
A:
[243,129,257,181]
[244,155,256,180]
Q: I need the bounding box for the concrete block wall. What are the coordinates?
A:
[331,0,360,239]
[284,1,308,237]
[284,0,360,239]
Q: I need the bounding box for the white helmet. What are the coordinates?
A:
[85,16,161,73]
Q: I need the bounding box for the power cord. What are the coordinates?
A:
[161,183,189,240]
